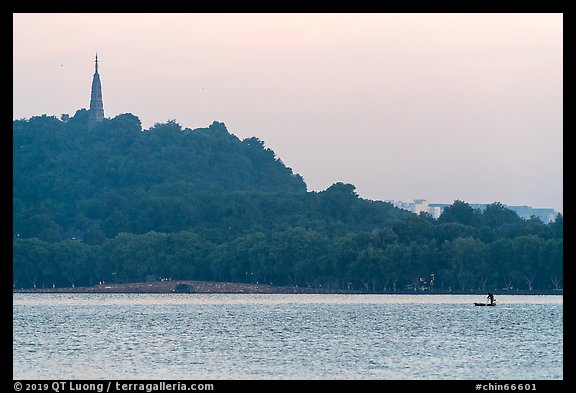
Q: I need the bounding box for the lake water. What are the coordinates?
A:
[13,293,562,380]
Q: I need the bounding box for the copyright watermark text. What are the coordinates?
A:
[13,382,214,393]
[475,383,537,391]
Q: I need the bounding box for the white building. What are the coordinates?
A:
[388,199,559,223]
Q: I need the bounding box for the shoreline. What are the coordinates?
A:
[12,280,563,296]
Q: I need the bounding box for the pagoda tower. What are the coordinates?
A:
[88,53,104,125]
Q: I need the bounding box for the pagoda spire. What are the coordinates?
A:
[88,52,104,125]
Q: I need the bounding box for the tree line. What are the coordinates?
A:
[13,201,563,292]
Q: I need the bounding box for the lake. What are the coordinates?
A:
[13,293,563,380]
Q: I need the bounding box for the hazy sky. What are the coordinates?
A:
[13,13,563,212]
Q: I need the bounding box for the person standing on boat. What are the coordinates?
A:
[487,293,495,305]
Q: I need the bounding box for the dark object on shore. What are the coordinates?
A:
[474,302,496,306]
[173,283,194,293]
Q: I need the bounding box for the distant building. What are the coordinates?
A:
[428,206,442,219]
[88,53,105,126]
[386,199,432,216]
[427,203,450,218]
[509,206,558,223]
[389,199,559,223]
[410,199,430,215]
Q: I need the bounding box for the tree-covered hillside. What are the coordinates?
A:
[13,112,562,292]
[13,110,313,241]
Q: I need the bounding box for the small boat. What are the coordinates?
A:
[474,302,496,306]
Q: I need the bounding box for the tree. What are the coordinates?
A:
[391,215,433,244]
[13,238,50,288]
[483,202,523,228]
[511,235,545,291]
[488,238,514,291]
[166,232,211,280]
[541,238,562,290]
[437,200,482,227]
[348,246,386,291]
[381,244,410,291]
[441,237,488,291]
[57,240,94,287]
[318,183,358,222]
[548,213,563,239]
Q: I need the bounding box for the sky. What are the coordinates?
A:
[13,13,563,213]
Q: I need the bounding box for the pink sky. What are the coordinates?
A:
[13,13,563,212]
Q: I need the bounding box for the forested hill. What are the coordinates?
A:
[13,110,408,243]
[13,111,563,292]
[13,110,305,204]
